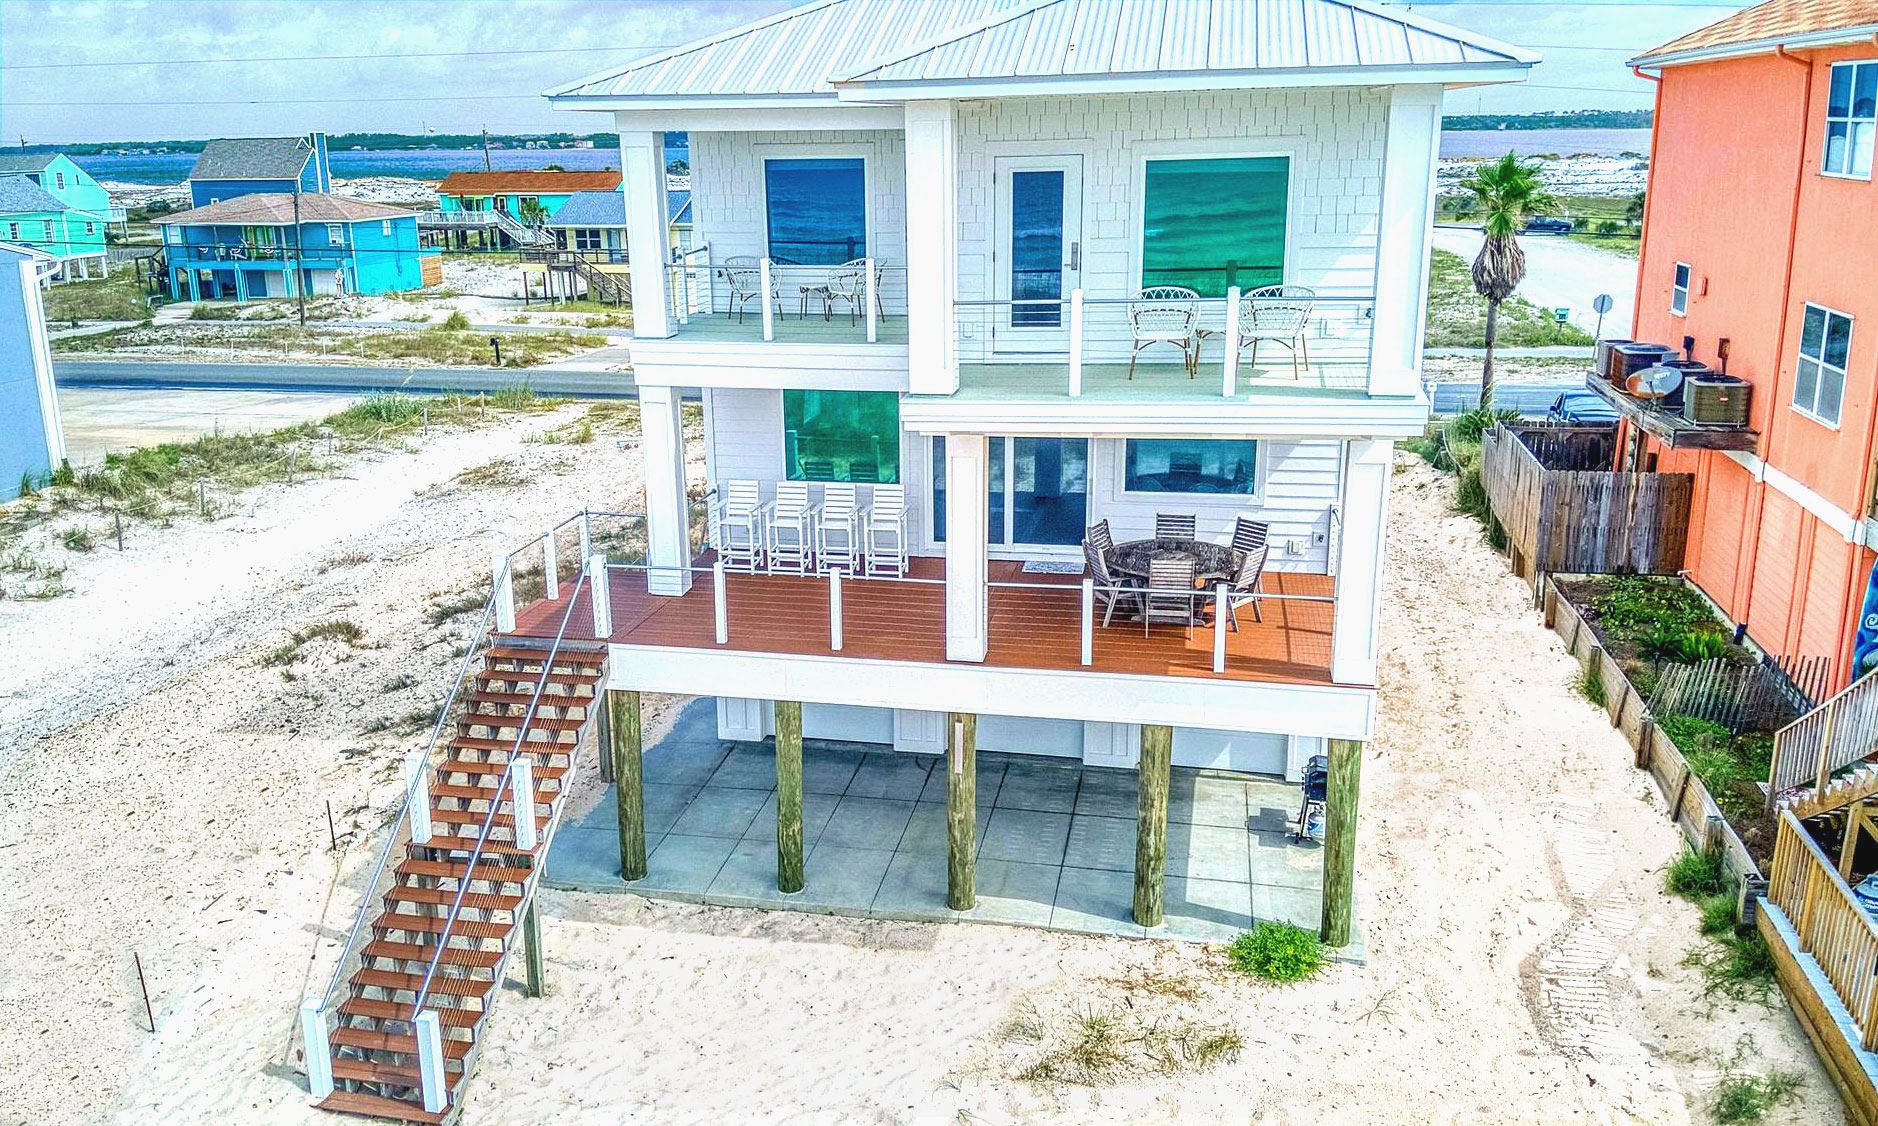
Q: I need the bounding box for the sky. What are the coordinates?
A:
[0,0,1755,144]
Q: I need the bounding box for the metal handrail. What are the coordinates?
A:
[409,560,595,1020]
[315,569,505,1013]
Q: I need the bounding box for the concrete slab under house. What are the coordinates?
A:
[300,1,1537,1120]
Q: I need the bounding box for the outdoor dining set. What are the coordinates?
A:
[711,479,910,578]
[1083,513,1271,636]
[717,256,887,325]
[1125,285,1317,380]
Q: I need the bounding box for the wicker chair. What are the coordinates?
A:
[821,258,883,325]
[1239,285,1316,378]
[718,255,783,324]
[1127,286,1201,379]
[1142,556,1199,637]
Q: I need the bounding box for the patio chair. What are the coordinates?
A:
[1231,516,1270,558]
[1142,555,1199,637]
[1239,285,1316,379]
[1154,513,1197,540]
[1083,540,1143,627]
[862,484,910,578]
[718,255,783,325]
[1217,542,1268,629]
[820,258,884,325]
[816,482,862,575]
[1127,286,1201,380]
[1085,519,1116,560]
[712,479,768,573]
[766,480,820,574]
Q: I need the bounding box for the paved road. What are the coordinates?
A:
[1432,225,1638,339]
[54,360,641,399]
[57,386,363,464]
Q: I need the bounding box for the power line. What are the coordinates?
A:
[7,94,547,107]
[1,43,676,71]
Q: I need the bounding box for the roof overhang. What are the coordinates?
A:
[1632,23,1878,69]
[832,60,1531,101]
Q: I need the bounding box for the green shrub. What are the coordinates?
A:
[1637,625,1728,665]
[1665,847,1730,900]
[1699,892,1739,938]
[1227,922,1329,983]
[1578,664,1606,707]
[60,526,95,553]
[439,309,471,331]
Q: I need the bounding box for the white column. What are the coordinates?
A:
[1369,84,1443,399]
[640,385,693,595]
[904,100,959,395]
[944,433,988,662]
[1331,440,1393,686]
[618,126,671,339]
[17,258,67,469]
[300,1002,333,1098]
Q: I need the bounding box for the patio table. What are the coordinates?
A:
[1109,538,1237,585]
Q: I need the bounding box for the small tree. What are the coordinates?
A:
[517,199,548,227]
[1625,190,1647,230]
[1459,153,1559,409]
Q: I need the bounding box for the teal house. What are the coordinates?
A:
[0,242,66,497]
[158,194,435,301]
[0,153,112,281]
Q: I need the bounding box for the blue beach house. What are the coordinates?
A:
[186,133,332,208]
[157,195,434,301]
[0,243,67,497]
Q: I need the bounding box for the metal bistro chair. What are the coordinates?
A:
[1239,285,1317,379]
[766,480,820,574]
[820,258,884,325]
[718,255,784,324]
[1083,539,1142,627]
[1127,286,1201,380]
[1154,513,1197,540]
[712,479,768,572]
[1142,555,1199,638]
[816,482,863,575]
[862,484,910,578]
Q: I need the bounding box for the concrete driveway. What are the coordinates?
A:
[1432,225,1638,340]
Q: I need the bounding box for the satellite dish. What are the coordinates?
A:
[1628,364,1685,401]
[1592,293,1615,314]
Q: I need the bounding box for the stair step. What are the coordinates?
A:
[340,996,482,1029]
[354,967,497,1000]
[329,1055,431,1091]
[438,757,568,780]
[331,1024,475,1060]
[397,855,531,881]
[430,781,561,805]
[468,689,593,710]
[315,1089,447,1125]
[363,939,502,970]
[373,912,512,941]
[416,834,538,858]
[448,735,577,755]
[474,667,602,688]
[386,885,525,913]
[459,714,588,734]
[486,642,606,663]
[427,808,553,832]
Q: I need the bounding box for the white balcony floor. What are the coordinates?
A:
[666,309,910,346]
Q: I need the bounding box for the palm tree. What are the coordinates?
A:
[1459,153,1558,408]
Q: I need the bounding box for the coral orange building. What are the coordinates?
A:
[1629,1,1878,692]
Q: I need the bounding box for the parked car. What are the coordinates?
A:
[1548,390,1621,424]
[1523,216,1575,235]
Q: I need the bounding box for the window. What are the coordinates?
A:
[42,221,55,239]
[1795,303,1852,426]
[782,390,898,483]
[326,223,343,244]
[6,223,17,241]
[1141,156,1288,295]
[574,228,601,253]
[931,436,1088,546]
[54,172,65,190]
[1671,262,1691,316]
[382,220,393,236]
[1825,61,1878,178]
[1122,439,1259,495]
[765,157,865,265]
[84,222,95,235]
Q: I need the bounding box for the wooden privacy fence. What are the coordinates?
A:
[1768,809,1878,1051]
[1480,424,1694,591]
[1772,669,1878,795]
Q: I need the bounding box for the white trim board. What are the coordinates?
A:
[1723,449,1862,545]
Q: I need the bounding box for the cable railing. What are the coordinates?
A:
[951,289,1376,398]
[661,246,908,344]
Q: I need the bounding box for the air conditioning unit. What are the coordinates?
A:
[1606,342,1677,386]
[1683,374,1751,427]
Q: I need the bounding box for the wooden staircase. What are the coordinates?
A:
[1782,761,1878,821]
[315,642,606,1124]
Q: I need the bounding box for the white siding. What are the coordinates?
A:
[954,88,1387,302]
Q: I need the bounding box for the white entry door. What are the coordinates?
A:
[992,155,1083,354]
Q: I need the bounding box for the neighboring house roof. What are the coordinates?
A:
[0,240,58,264]
[547,0,1535,102]
[0,175,67,215]
[155,193,416,226]
[0,153,59,174]
[189,136,313,181]
[1634,0,1878,67]
[435,170,621,196]
[544,189,692,228]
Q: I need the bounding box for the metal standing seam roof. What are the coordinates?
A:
[0,175,68,215]
[188,137,314,181]
[1633,0,1878,67]
[546,0,1535,101]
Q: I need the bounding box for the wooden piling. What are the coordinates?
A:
[1321,738,1363,947]
[946,713,977,911]
[1134,724,1173,928]
[775,700,804,893]
[608,690,646,881]
[521,899,544,998]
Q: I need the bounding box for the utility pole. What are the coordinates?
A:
[481,128,493,172]
[292,186,307,327]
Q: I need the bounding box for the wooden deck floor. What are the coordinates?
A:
[513,559,1338,687]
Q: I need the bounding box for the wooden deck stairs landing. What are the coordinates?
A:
[1783,762,1878,821]
[316,643,606,1124]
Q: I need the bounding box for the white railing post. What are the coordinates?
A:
[542,529,559,602]
[415,1010,446,1114]
[408,750,433,844]
[1222,285,1241,398]
[864,257,878,343]
[830,569,844,651]
[512,756,538,851]
[491,550,515,633]
[674,260,690,326]
[589,552,612,637]
[760,258,775,342]
[1080,578,1095,666]
[1068,288,1085,397]
[301,1002,333,1099]
[578,509,592,561]
[713,560,728,644]
[1213,583,1229,673]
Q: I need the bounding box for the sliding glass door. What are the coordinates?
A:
[932,436,1087,550]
